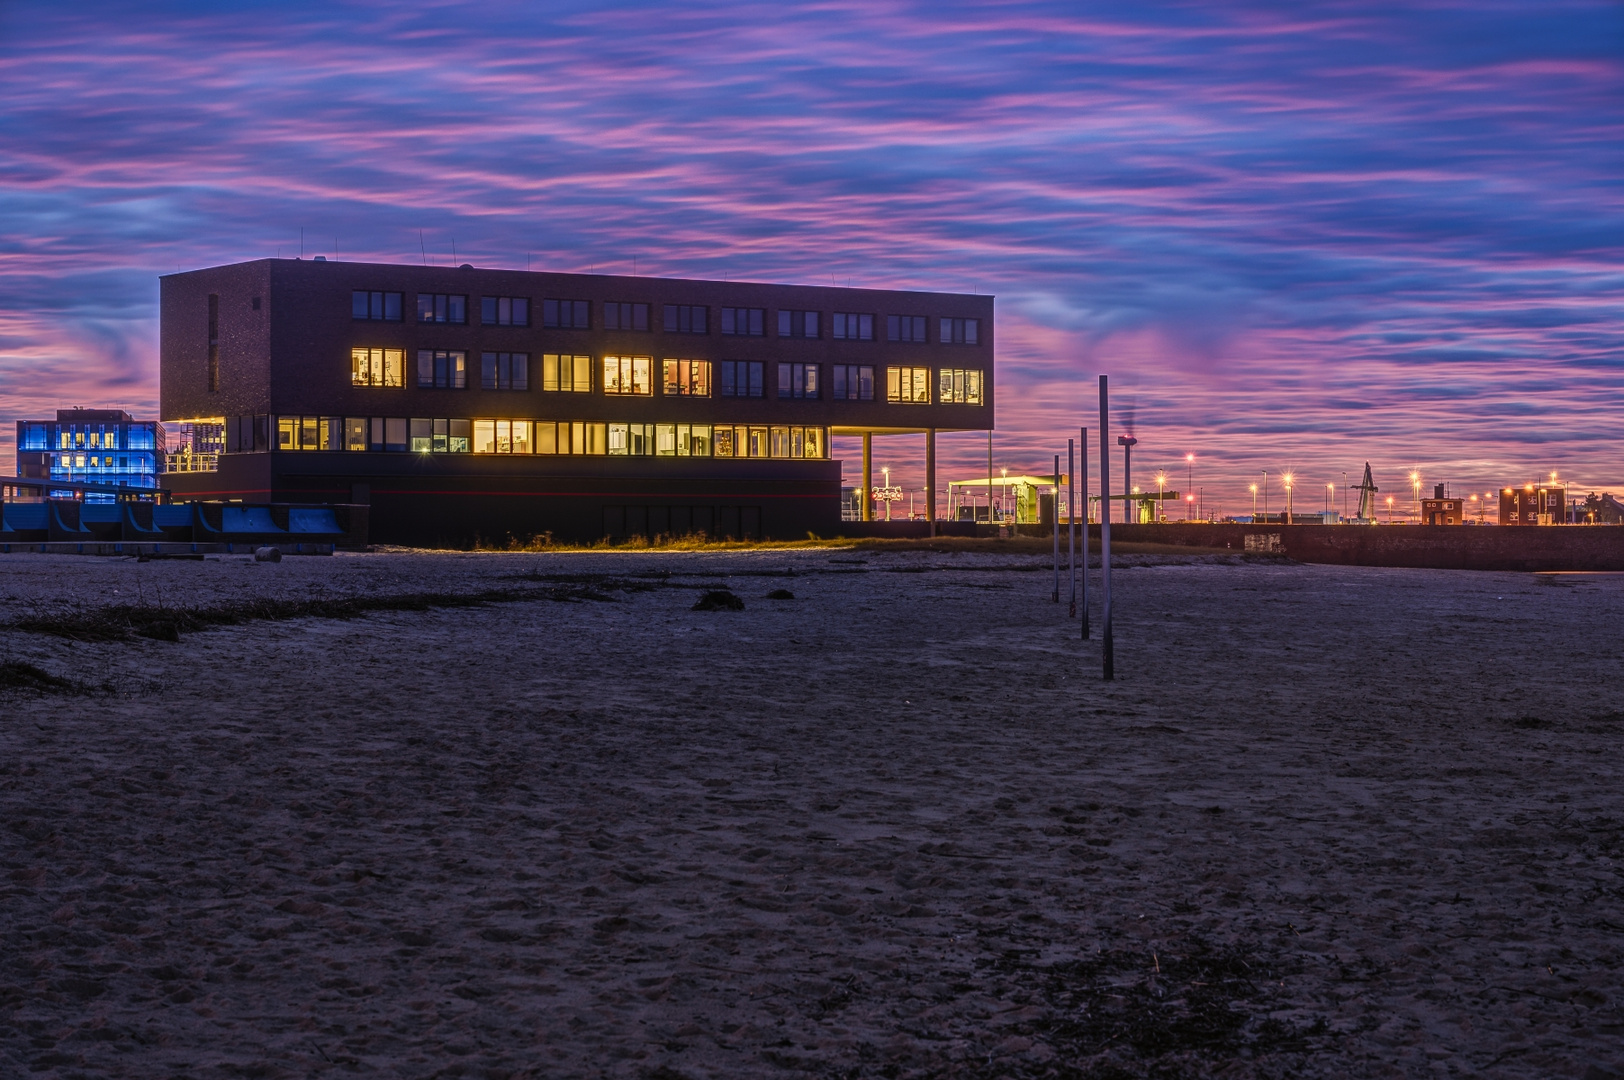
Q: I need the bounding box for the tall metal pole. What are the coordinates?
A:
[1067,438,1076,618]
[986,432,993,525]
[1099,377,1113,680]
[861,433,873,522]
[1052,454,1060,602]
[1080,427,1089,639]
[926,428,936,539]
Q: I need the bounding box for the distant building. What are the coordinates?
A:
[14,409,161,495]
[1500,483,1566,525]
[1581,492,1624,524]
[1421,484,1463,525]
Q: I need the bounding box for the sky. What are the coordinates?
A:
[1,0,1620,516]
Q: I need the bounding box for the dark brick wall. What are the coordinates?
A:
[160,261,273,420]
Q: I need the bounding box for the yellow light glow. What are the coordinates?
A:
[1551,471,1558,482]
[1249,484,1257,493]
[1186,453,1194,462]
[1282,473,1293,488]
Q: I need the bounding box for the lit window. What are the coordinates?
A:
[604,302,649,331]
[351,348,405,388]
[663,305,708,334]
[542,354,592,393]
[535,422,607,455]
[719,361,764,398]
[654,423,712,456]
[832,365,874,401]
[608,423,655,455]
[831,313,872,340]
[940,317,980,345]
[663,359,710,397]
[778,363,818,399]
[417,350,467,389]
[480,296,530,326]
[473,419,533,454]
[778,310,819,339]
[276,417,341,450]
[721,307,764,336]
[886,315,927,343]
[417,294,467,324]
[886,366,931,403]
[712,425,824,459]
[603,355,653,395]
[938,368,983,404]
[545,299,590,329]
[353,291,403,321]
[480,352,529,391]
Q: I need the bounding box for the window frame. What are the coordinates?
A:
[543,299,591,329]
[886,365,931,404]
[778,362,819,399]
[351,347,405,388]
[417,293,468,325]
[663,304,709,334]
[721,307,766,336]
[602,354,654,396]
[719,360,765,398]
[831,312,873,341]
[832,364,875,401]
[886,315,928,343]
[603,302,650,332]
[416,350,468,390]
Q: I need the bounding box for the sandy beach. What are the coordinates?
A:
[1,548,1620,1078]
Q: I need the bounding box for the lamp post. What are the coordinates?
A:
[1000,466,1008,523]
[1155,471,1166,523]
[1386,495,1394,524]
[1250,483,1257,522]
[1326,482,1334,521]
[1410,471,1422,523]
[1262,471,1268,523]
[883,466,891,521]
[1342,470,1348,521]
[1470,493,1480,523]
[1283,472,1293,525]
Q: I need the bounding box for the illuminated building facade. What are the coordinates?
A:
[14,409,161,497]
[1499,483,1566,525]
[1421,484,1463,525]
[159,259,994,543]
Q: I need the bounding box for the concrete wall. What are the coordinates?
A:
[1090,522,1624,572]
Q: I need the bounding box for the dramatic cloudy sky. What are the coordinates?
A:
[1,0,1620,511]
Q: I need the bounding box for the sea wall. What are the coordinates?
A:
[1093,522,1624,572]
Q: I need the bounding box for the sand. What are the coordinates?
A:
[0,548,1620,1079]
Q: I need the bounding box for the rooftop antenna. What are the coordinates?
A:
[420,231,427,265]
[1353,462,1379,521]
[452,238,456,264]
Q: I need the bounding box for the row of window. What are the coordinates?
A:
[352,291,979,343]
[19,424,159,451]
[48,454,156,470]
[273,416,827,459]
[349,348,983,404]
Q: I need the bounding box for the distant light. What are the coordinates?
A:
[1249,484,1257,493]
[1186,453,1194,462]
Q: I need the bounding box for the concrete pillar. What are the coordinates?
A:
[861,432,873,522]
[926,428,936,538]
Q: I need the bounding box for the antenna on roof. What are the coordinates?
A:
[420,231,427,265]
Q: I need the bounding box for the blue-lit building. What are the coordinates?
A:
[15,409,161,497]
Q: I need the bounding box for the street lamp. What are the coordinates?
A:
[1262,471,1268,523]
[1250,483,1257,522]
[1410,470,1422,523]
[1326,482,1334,521]
[1470,493,1481,523]
[1386,495,1394,524]
[1282,472,1294,525]
[1155,471,1167,523]
[882,466,891,521]
[1000,466,1008,523]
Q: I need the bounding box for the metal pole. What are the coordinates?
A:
[861,433,873,522]
[986,432,993,525]
[1067,438,1076,618]
[926,428,936,539]
[1052,454,1060,602]
[1080,427,1089,639]
[1099,377,1113,680]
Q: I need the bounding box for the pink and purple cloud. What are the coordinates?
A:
[1,0,1620,509]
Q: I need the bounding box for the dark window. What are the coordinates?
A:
[663,305,708,334]
[832,364,875,400]
[355,291,404,321]
[416,350,467,389]
[480,296,530,326]
[778,310,819,339]
[940,317,980,345]
[544,299,590,329]
[778,363,819,399]
[719,361,764,398]
[480,352,529,391]
[831,313,872,340]
[886,315,927,343]
[604,302,650,331]
[417,294,467,324]
[721,307,765,336]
